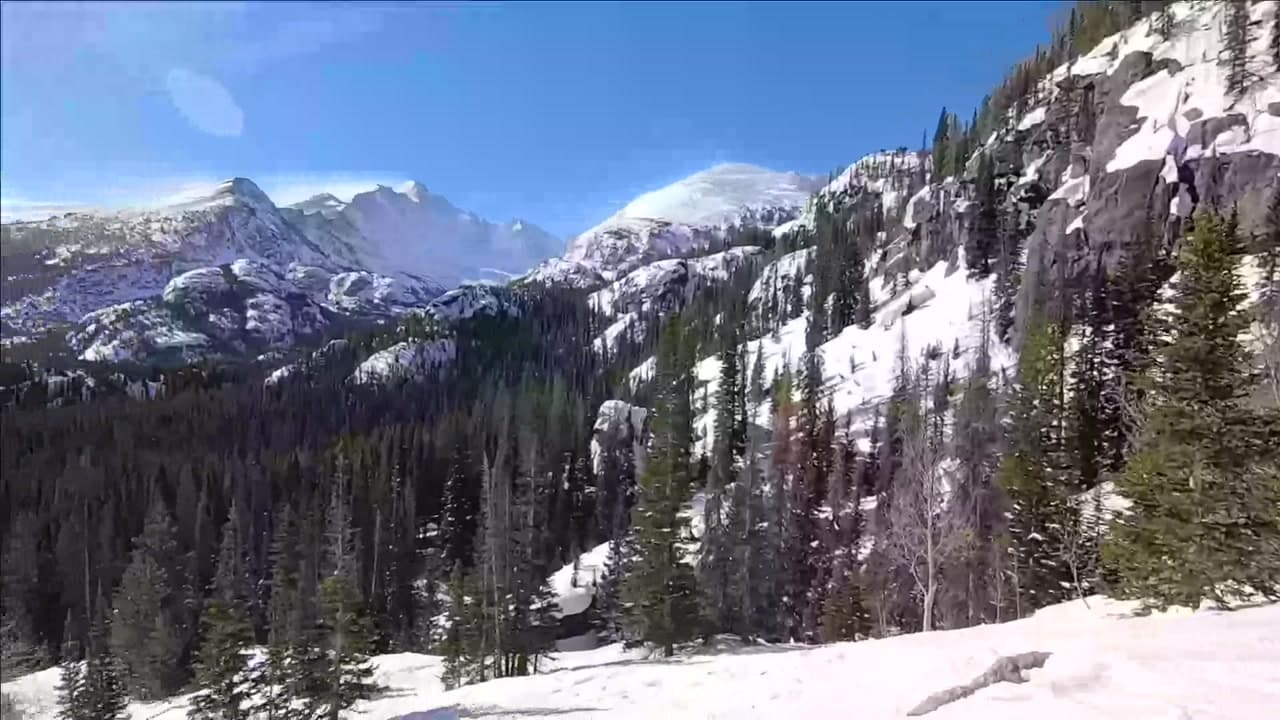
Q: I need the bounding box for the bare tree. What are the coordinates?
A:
[882,355,965,632]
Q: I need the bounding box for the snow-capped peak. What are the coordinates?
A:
[611,163,822,228]
[543,163,822,282]
[397,180,430,202]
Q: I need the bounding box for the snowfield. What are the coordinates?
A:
[4,597,1277,719]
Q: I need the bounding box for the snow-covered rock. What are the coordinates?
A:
[589,246,764,317]
[589,399,649,476]
[533,164,819,282]
[426,284,518,322]
[350,339,456,385]
[748,248,814,308]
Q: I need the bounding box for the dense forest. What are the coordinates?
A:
[2,1,1279,718]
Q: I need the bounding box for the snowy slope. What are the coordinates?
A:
[607,163,821,228]
[527,164,821,285]
[588,246,764,317]
[5,597,1277,719]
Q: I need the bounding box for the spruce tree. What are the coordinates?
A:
[997,320,1077,616]
[61,591,127,720]
[188,504,258,720]
[305,448,378,719]
[1224,0,1251,98]
[621,318,702,656]
[56,629,86,720]
[701,298,746,634]
[1105,211,1280,609]
[110,495,191,700]
[967,153,998,278]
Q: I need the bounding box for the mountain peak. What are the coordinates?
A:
[610,163,822,228]
[397,180,430,201]
[213,177,272,204]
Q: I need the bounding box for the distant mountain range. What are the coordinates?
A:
[1,164,823,363]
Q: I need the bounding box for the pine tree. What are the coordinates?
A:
[967,153,998,278]
[1104,211,1280,609]
[110,495,191,700]
[701,298,746,633]
[1224,0,1251,98]
[303,447,379,719]
[439,565,473,690]
[621,318,702,656]
[61,591,127,720]
[998,320,1077,616]
[932,107,952,178]
[942,305,1004,627]
[265,503,304,717]
[56,625,86,720]
[188,503,258,720]
[1,517,46,678]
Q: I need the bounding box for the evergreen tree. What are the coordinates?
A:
[1224,0,1251,98]
[56,623,86,720]
[967,153,998,278]
[61,591,127,720]
[701,298,746,633]
[305,448,379,719]
[942,306,1004,627]
[265,503,304,717]
[997,320,1077,616]
[110,495,191,700]
[1105,211,1280,609]
[439,565,473,691]
[188,503,258,720]
[932,107,952,178]
[621,318,702,656]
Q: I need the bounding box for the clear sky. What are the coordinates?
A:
[1,1,1062,237]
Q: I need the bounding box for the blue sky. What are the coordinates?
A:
[1,1,1061,237]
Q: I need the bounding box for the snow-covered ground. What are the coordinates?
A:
[5,597,1277,719]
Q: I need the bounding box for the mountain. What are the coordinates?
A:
[1,5,1279,715]
[283,181,562,286]
[525,163,822,285]
[1,177,560,362]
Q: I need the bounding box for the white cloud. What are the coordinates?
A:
[166,68,244,137]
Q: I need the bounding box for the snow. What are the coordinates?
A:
[1093,1,1280,172]
[547,541,612,618]
[592,312,638,354]
[608,164,820,228]
[588,247,763,317]
[558,165,816,279]
[771,218,801,238]
[1016,106,1047,131]
[628,356,656,387]
[427,285,513,322]
[589,399,649,475]
[1066,213,1086,235]
[350,339,456,384]
[6,597,1278,719]
[1048,166,1090,206]
[694,254,1014,452]
[162,266,228,306]
[747,248,813,306]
